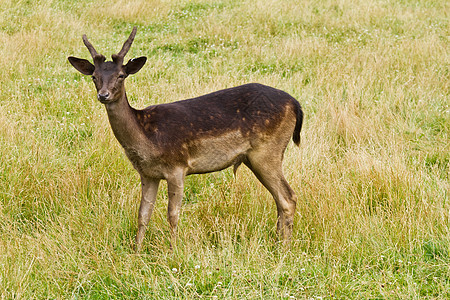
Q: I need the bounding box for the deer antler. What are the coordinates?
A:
[112,26,137,65]
[82,34,105,66]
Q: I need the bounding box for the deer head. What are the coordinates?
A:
[68,27,147,104]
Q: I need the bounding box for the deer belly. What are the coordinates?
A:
[187,131,250,174]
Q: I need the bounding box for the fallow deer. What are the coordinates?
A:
[68,27,303,251]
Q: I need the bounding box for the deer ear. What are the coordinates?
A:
[124,56,147,75]
[68,56,95,75]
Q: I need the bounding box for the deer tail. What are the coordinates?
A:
[292,100,303,146]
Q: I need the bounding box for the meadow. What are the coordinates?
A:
[0,0,448,298]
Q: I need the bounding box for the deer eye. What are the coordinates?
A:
[118,74,126,79]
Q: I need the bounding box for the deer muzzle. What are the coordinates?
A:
[97,92,111,103]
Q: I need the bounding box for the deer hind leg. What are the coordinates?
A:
[166,170,185,249]
[246,152,297,243]
[135,177,160,252]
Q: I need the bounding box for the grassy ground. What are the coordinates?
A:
[0,0,449,298]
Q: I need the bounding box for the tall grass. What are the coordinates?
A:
[0,0,448,298]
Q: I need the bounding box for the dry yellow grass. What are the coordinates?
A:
[0,0,448,298]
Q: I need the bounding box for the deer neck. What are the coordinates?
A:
[103,92,146,150]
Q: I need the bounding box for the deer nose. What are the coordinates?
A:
[98,92,110,102]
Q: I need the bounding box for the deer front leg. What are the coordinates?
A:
[166,170,185,249]
[134,177,160,252]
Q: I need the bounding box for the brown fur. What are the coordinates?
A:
[68,27,303,251]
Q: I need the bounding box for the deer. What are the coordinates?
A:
[68,27,303,252]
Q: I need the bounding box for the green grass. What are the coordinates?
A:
[0,0,449,298]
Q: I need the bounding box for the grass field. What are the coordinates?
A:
[0,0,449,298]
